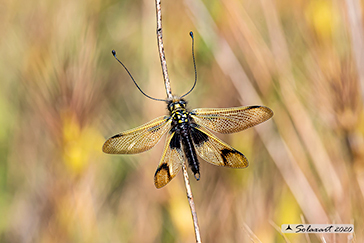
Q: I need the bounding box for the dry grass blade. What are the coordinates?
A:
[269,220,291,243]
[184,0,329,224]
[344,0,364,100]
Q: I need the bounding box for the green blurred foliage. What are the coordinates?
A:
[0,0,363,242]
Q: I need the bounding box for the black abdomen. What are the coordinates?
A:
[179,123,200,180]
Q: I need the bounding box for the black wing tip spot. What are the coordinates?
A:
[248,105,274,115]
[194,172,200,181]
[221,148,235,154]
[221,148,248,167]
[154,163,172,189]
[110,134,123,139]
[155,163,171,179]
[248,105,262,109]
[221,148,232,166]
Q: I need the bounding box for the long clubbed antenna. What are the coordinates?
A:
[181,31,197,98]
[112,50,167,102]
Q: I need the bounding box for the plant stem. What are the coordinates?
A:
[182,160,202,243]
[155,0,172,99]
[154,1,201,242]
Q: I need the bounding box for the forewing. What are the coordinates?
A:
[102,116,171,154]
[154,132,184,188]
[190,106,273,134]
[191,126,248,168]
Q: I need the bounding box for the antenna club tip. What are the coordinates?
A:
[111,50,116,56]
[189,31,193,38]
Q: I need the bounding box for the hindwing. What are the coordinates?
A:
[190,125,248,168]
[154,131,184,188]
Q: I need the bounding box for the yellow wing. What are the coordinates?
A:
[190,106,273,134]
[102,116,171,154]
[191,125,248,168]
[154,131,184,188]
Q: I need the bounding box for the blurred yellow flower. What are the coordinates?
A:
[305,0,339,40]
[62,111,104,175]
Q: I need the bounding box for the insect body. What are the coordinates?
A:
[103,32,273,188]
[103,96,273,188]
[169,98,200,180]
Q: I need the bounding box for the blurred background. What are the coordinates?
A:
[1,0,363,242]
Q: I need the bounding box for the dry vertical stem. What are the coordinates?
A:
[155,0,172,99]
[182,160,202,243]
[154,0,202,242]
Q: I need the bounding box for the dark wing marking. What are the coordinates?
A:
[102,116,171,154]
[190,106,273,134]
[191,126,248,168]
[154,131,184,188]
